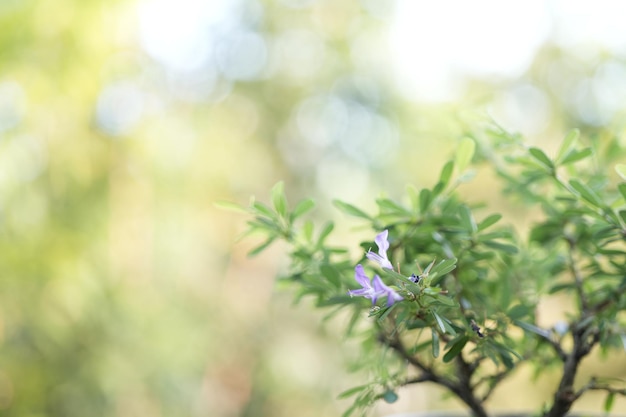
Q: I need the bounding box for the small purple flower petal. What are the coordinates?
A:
[348,264,403,307]
[373,275,404,306]
[375,230,390,253]
[366,230,393,270]
[386,289,404,306]
[353,264,370,287]
[348,264,379,304]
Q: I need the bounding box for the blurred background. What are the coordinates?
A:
[2,0,626,416]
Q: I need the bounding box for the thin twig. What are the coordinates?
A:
[565,237,588,312]
[575,377,626,399]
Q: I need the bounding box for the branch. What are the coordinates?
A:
[402,374,437,386]
[386,331,489,417]
[544,319,600,417]
[385,333,439,382]
[588,281,626,316]
[565,236,588,312]
[575,377,626,399]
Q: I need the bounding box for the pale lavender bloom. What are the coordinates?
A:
[348,264,381,304]
[366,229,394,270]
[372,275,404,306]
[348,264,403,307]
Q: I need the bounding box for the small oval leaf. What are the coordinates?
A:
[556,129,580,162]
[529,147,554,170]
[431,328,440,358]
[333,200,371,219]
[443,336,469,363]
[291,199,315,220]
[455,138,476,173]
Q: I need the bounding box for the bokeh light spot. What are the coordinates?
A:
[96,81,144,136]
[0,80,25,134]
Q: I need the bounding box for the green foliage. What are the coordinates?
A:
[236,129,626,417]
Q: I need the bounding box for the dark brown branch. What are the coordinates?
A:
[386,333,489,417]
[544,319,600,417]
[402,374,437,386]
[540,330,568,362]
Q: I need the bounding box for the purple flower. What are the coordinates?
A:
[373,275,404,307]
[366,229,394,270]
[348,264,403,307]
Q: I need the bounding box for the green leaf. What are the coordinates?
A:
[406,319,429,330]
[458,205,477,233]
[477,214,502,231]
[482,240,519,254]
[317,222,334,246]
[604,392,615,413]
[245,219,278,236]
[513,320,551,338]
[616,164,626,181]
[376,198,411,215]
[529,147,554,171]
[569,179,604,208]
[320,264,341,288]
[556,128,580,162]
[376,304,398,322]
[433,160,455,196]
[441,318,458,336]
[291,199,315,220]
[338,384,370,399]
[455,138,475,173]
[341,405,358,417]
[560,147,592,165]
[316,289,356,312]
[380,268,409,282]
[478,231,513,241]
[443,336,469,363]
[252,201,276,218]
[497,348,515,369]
[333,200,371,220]
[618,183,626,201]
[429,258,458,285]
[214,200,248,213]
[431,328,440,358]
[431,258,458,275]
[302,220,314,241]
[248,237,277,256]
[430,293,458,307]
[271,181,288,217]
[507,304,531,320]
[419,188,432,214]
[439,160,454,185]
[423,259,437,275]
[548,282,576,294]
[488,341,521,369]
[432,311,446,333]
[432,181,445,197]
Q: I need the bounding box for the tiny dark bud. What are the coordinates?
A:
[471,319,485,338]
[410,273,421,283]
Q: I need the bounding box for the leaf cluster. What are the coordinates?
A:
[224,129,626,417]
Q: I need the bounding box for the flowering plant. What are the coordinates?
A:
[225,128,626,417]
